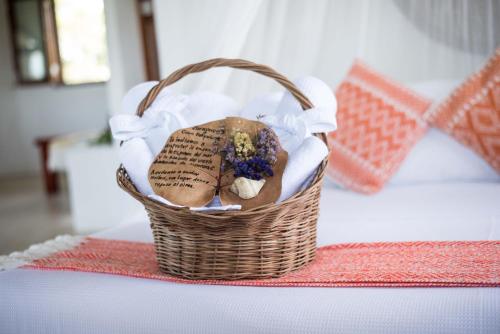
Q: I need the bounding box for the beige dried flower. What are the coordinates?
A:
[233,131,255,160]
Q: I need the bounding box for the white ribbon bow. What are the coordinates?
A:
[249,76,338,153]
[109,93,189,142]
[263,106,337,153]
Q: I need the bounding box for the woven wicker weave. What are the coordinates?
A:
[117,58,328,280]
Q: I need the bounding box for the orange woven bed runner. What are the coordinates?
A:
[24,238,500,287]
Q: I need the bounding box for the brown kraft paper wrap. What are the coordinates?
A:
[148,117,287,210]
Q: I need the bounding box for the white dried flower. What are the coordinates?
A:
[229,177,266,199]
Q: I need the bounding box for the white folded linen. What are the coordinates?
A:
[143,94,190,156]
[112,87,240,152]
[239,91,283,120]
[148,194,241,211]
[121,81,158,115]
[119,138,154,195]
[110,76,337,209]
[279,136,329,202]
[263,76,337,153]
[276,76,337,118]
[183,91,240,127]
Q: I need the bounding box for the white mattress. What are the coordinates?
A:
[1,182,500,334]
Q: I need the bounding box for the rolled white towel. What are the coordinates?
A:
[264,76,337,154]
[143,91,239,156]
[239,91,283,121]
[275,76,337,119]
[184,91,240,126]
[278,136,328,202]
[121,81,158,115]
[119,137,154,195]
[114,77,335,204]
[148,194,241,211]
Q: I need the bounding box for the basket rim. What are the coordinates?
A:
[117,158,327,219]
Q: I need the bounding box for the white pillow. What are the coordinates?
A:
[391,128,499,184]
[390,80,499,184]
[408,79,461,106]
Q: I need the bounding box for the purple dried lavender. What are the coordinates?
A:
[220,141,241,173]
[221,128,280,180]
[255,128,279,164]
[234,156,273,180]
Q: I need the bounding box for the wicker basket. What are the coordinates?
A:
[117,58,328,280]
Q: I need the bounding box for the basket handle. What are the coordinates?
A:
[136,58,327,144]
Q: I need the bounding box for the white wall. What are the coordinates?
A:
[0,0,108,176]
[0,0,146,176]
[104,0,145,116]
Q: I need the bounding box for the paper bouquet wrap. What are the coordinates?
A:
[149,117,288,210]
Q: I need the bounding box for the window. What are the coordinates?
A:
[9,0,48,82]
[8,0,110,85]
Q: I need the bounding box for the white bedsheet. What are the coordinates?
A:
[1,182,500,334]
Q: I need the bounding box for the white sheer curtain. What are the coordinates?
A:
[152,0,499,103]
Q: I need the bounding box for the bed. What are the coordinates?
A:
[1,180,499,334]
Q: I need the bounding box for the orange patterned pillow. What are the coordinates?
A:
[427,49,500,172]
[327,60,432,193]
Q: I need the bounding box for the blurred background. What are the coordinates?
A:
[0,0,498,254]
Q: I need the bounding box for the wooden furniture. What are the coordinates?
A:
[34,136,59,194]
[137,0,160,81]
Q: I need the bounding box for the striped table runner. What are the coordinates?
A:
[24,238,500,287]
